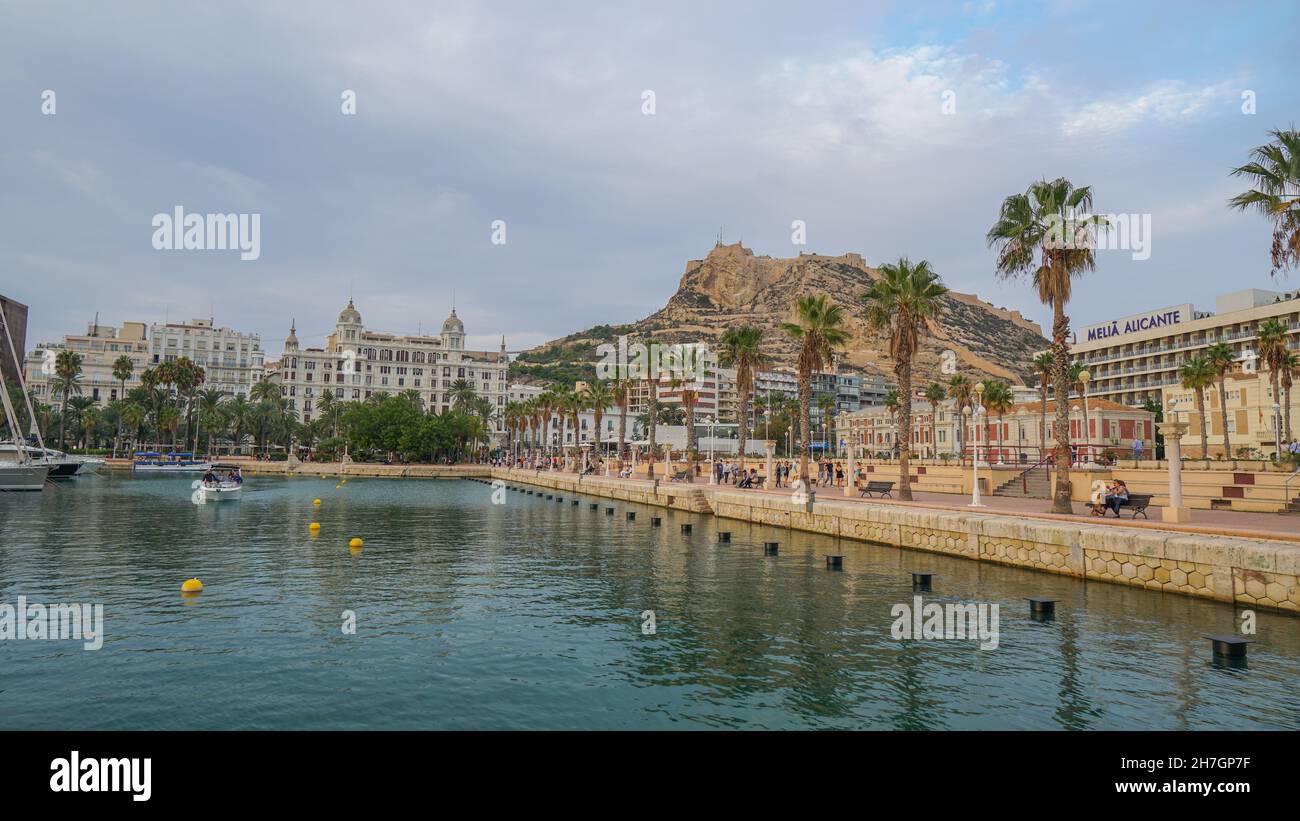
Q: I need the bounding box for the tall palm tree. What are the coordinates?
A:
[947,374,972,461]
[987,177,1107,514]
[1032,352,1054,459]
[1228,128,1300,277]
[538,391,556,463]
[581,381,613,469]
[1180,355,1217,466]
[195,388,228,456]
[64,395,94,449]
[1204,342,1236,460]
[861,259,947,501]
[111,354,133,458]
[1278,351,1299,445]
[120,401,146,453]
[645,366,659,480]
[669,376,700,479]
[718,326,769,476]
[780,295,850,488]
[558,388,584,472]
[982,381,1014,464]
[923,383,946,458]
[1258,318,1290,452]
[610,379,631,471]
[1067,360,1092,461]
[225,394,253,455]
[450,379,477,413]
[52,350,84,449]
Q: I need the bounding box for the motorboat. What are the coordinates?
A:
[193,465,243,502]
[133,452,213,472]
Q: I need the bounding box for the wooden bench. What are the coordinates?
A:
[668,468,690,482]
[1118,493,1153,518]
[860,480,895,499]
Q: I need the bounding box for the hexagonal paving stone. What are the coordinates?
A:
[1137,564,1155,580]
[1171,569,1188,586]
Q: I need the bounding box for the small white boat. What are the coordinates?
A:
[134,451,212,472]
[0,441,83,478]
[194,465,244,502]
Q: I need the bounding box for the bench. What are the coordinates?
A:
[668,468,690,482]
[860,480,895,499]
[1119,493,1153,518]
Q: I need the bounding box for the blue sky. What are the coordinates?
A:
[2,0,1297,360]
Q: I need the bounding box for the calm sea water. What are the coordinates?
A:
[0,473,1297,730]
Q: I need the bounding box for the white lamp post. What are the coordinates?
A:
[964,402,985,507]
[1079,369,1098,467]
[706,416,716,484]
[1274,402,1283,461]
[972,381,988,468]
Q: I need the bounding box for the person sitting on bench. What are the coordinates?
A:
[1092,479,1129,516]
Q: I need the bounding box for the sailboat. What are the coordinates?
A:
[0,367,51,491]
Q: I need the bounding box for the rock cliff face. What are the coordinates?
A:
[522,243,1048,386]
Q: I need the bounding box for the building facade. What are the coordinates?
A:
[149,318,265,399]
[275,300,509,440]
[24,321,151,409]
[1063,287,1300,409]
[0,294,28,388]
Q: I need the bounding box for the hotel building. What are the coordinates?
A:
[1064,287,1300,457]
[276,299,509,441]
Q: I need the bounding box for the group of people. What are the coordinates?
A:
[1090,479,1129,517]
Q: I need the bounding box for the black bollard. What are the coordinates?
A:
[764,541,779,555]
[718,532,731,542]
[606,507,614,516]
[1205,634,1253,659]
[826,555,844,569]
[681,523,692,534]
[590,503,598,510]
[911,572,935,591]
[651,517,662,527]
[573,500,579,506]
[1028,597,1058,617]
[627,512,636,520]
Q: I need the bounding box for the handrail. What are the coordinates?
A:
[1286,466,1300,503]
[1016,453,1054,494]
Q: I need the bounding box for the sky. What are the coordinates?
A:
[2,0,1298,359]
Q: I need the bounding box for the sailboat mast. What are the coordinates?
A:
[0,308,46,451]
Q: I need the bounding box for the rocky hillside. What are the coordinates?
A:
[515,243,1048,387]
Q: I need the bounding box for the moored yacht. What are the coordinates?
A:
[0,461,51,491]
[0,441,88,479]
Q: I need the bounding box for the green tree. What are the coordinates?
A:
[52,349,84,449]
[1228,128,1300,277]
[923,383,946,458]
[581,381,613,470]
[718,326,769,474]
[1032,352,1054,459]
[861,259,947,500]
[1204,342,1236,460]
[780,295,850,488]
[1180,355,1216,466]
[987,178,1107,514]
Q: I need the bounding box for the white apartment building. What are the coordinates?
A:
[276,299,509,441]
[149,318,265,399]
[24,320,152,408]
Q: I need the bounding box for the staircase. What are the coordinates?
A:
[1281,495,1300,516]
[993,462,1052,499]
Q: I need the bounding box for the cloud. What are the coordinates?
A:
[1060,80,1238,138]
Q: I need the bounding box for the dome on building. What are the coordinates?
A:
[338,298,361,326]
[441,309,464,335]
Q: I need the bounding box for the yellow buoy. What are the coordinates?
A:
[181,578,204,593]
[348,537,363,548]
[313,498,322,506]
[309,522,321,531]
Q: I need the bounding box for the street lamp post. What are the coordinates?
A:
[706,416,716,484]
[1274,402,1283,461]
[966,384,987,507]
[1079,369,1098,467]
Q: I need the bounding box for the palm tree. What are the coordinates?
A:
[1228,128,1300,277]
[450,379,477,413]
[581,381,613,470]
[1180,355,1217,466]
[780,295,850,487]
[861,259,947,500]
[225,395,253,455]
[988,177,1107,514]
[1067,361,1091,461]
[119,401,146,453]
[64,395,94,448]
[1204,342,1236,461]
[923,383,946,458]
[111,354,133,458]
[718,326,769,476]
[1281,351,1298,444]
[982,381,1014,464]
[947,374,972,461]
[195,388,228,456]
[670,376,700,479]
[610,379,631,471]
[557,388,584,472]
[52,349,84,449]
[646,366,659,480]
[1259,319,1290,453]
[1032,352,1054,459]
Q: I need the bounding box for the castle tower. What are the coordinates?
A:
[440,308,465,351]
